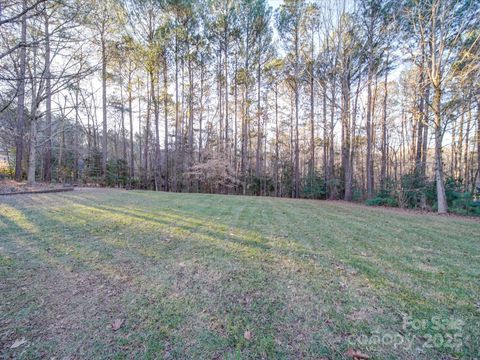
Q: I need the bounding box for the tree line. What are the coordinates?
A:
[1,0,479,214]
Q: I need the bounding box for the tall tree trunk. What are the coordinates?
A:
[328,78,336,199]
[163,53,169,190]
[101,27,108,180]
[173,30,179,192]
[43,11,52,182]
[475,100,480,192]
[241,30,250,195]
[322,85,328,198]
[187,42,194,173]
[151,70,160,191]
[199,56,205,163]
[293,23,300,199]
[345,75,361,201]
[233,51,238,183]
[138,78,143,180]
[309,50,315,182]
[74,82,79,181]
[128,65,135,179]
[14,0,28,181]
[58,110,65,183]
[341,49,351,200]
[274,82,279,197]
[415,40,426,176]
[27,119,36,185]
[463,105,471,188]
[366,61,374,199]
[144,73,150,187]
[380,57,389,191]
[421,85,430,177]
[27,46,38,186]
[224,3,229,157]
[294,79,300,198]
[218,46,223,149]
[255,41,261,182]
[121,73,127,163]
[433,82,447,213]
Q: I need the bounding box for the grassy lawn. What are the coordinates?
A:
[0,189,479,359]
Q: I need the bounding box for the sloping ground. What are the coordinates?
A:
[0,188,478,359]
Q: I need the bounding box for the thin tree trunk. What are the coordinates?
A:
[274,82,279,197]
[224,3,229,156]
[14,0,27,182]
[309,47,315,181]
[345,75,361,201]
[43,11,52,182]
[475,100,480,191]
[138,78,143,180]
[27,55,38,186]
[463,105,471,187]
[188,42,194,174]
[328,78,336,199]
[144,73,151,187]
[121,73,127,163]
[199,56,204,163]
[101,27,108,179]
[421,85,430,177]
[450,116,457,177]
[173,29,179,192]
[255,39,261,181]
[128,65,135,179]
[293,24,300,198]
[323,85,328,198]
[151,69,160,191]
[163,53,169,190]
[341,50,351,200]
[366,63,374,199]
[415,40,426,176]
[457,113,464,180]
[433,82,447,213]
[233,51,238,183]
[380,57,389,191]
[74,82,80,181]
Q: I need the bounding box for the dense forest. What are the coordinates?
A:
[1,0,479,214]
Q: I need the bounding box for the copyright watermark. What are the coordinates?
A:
[347,313,465,352]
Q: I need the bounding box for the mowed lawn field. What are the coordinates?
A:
[0,189,479,359]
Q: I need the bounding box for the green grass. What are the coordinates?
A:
[0,189,479,359]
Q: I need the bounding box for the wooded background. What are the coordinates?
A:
[1,0,479,214]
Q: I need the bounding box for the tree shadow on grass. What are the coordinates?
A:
[0,207,301,359]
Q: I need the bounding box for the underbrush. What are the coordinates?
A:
[365,175,480,216]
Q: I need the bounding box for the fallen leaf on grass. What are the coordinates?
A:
[111,319,124,331]
[346,349,369,359]
[10,338,27,349]
[244,330,252,340]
